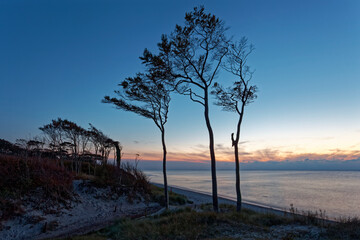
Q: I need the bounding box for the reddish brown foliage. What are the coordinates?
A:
[0,154,74,222]
[92,163,151,202]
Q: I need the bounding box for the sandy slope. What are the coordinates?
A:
[1,182,327,240]
[0,180,160,240]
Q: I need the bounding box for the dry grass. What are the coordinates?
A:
[0,154,153,226]
[70,204,360,240]
[0,155,74,224]
[150,185,193,206]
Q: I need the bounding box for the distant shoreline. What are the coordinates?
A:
[153,183,293,216]
[136,159,360,171]
[152,182,341,222]
[145,169,360,171]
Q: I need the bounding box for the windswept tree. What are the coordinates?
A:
[39,118,65,155]
[59,119,84,156]
[143,6,229,211]
[103,72,171,209]
[88,123,114,163]
[212,37,257,212]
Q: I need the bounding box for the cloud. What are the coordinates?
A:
[123,141,360,166]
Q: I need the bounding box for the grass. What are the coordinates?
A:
[150,185,193,206]
[61,204,360,240]
[325,217,360,239]
[64,205,292,240]
[0,155,74,223]
[89,162,152,203]
[0,154,152,224]
[53,234,107,240]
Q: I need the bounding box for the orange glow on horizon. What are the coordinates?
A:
[123,131,360,163]
[122,148,360,163]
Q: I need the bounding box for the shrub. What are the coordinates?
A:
[90,163,151,202]
[0,154,74,222]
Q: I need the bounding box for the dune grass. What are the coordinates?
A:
[0,154,152,225]
[150,185,193,206]
[60,204,360,240]
[64,205,291,240]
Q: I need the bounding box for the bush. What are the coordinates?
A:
[0,155,74,222]
[90,163,151,202]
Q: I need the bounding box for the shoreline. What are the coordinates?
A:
[0,180,338,240]
[153,183,288,215]
[153,183,337,223]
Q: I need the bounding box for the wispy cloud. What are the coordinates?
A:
[127,146,360,164]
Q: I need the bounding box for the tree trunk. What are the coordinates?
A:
[204,88,218,212]
[114,143,121,169]
[233,107,245,212]
[161,129,169,210]
[234,140,242,212]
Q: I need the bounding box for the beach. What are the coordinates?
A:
[146,169,360,219]
[0,180,329,240]
[0,180,161,240]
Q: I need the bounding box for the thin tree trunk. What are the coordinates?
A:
[233,106,245,212]
[204,88,218,212]
[115,143,121,169]
[234,140,241,212]
[161,129,169,210]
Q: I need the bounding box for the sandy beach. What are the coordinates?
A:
[160,183,289,216]
[0,180,161,240]
[0,182,334,240]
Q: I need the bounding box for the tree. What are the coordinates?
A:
[39,118,65,160]
[103,72,171,209]
[212,37,257,212]
[112,141,123,169]
[88,123,113,163]
[143,6,229,211]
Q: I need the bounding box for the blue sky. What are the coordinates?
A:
[1,0,359,164]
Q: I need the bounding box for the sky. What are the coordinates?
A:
[1,0,359,167]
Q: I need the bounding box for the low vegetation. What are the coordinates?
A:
[0,155,74,224]
[58,204,360,240]
[150,185,192,206]
[0,154,152,227]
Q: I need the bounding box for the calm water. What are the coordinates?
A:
[144,170,360,219]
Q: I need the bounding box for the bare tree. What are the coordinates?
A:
[212,37,257,212]
[143,6,229,211]
[103,71,171,210]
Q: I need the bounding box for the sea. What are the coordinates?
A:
[144,169,360,219]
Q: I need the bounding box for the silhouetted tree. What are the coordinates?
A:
[88,124,113,163]
[103,72,171,209]
[142,6,229,211]
[26,136,45,158]
[39,118,66,164]
[212,37,257,212]
[59,119,83,156]
[0,139,22,155]
[112,141,123,169]
[88,124,101,156]
[15,139,30,156]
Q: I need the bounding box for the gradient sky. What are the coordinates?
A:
[1,0,359,164]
